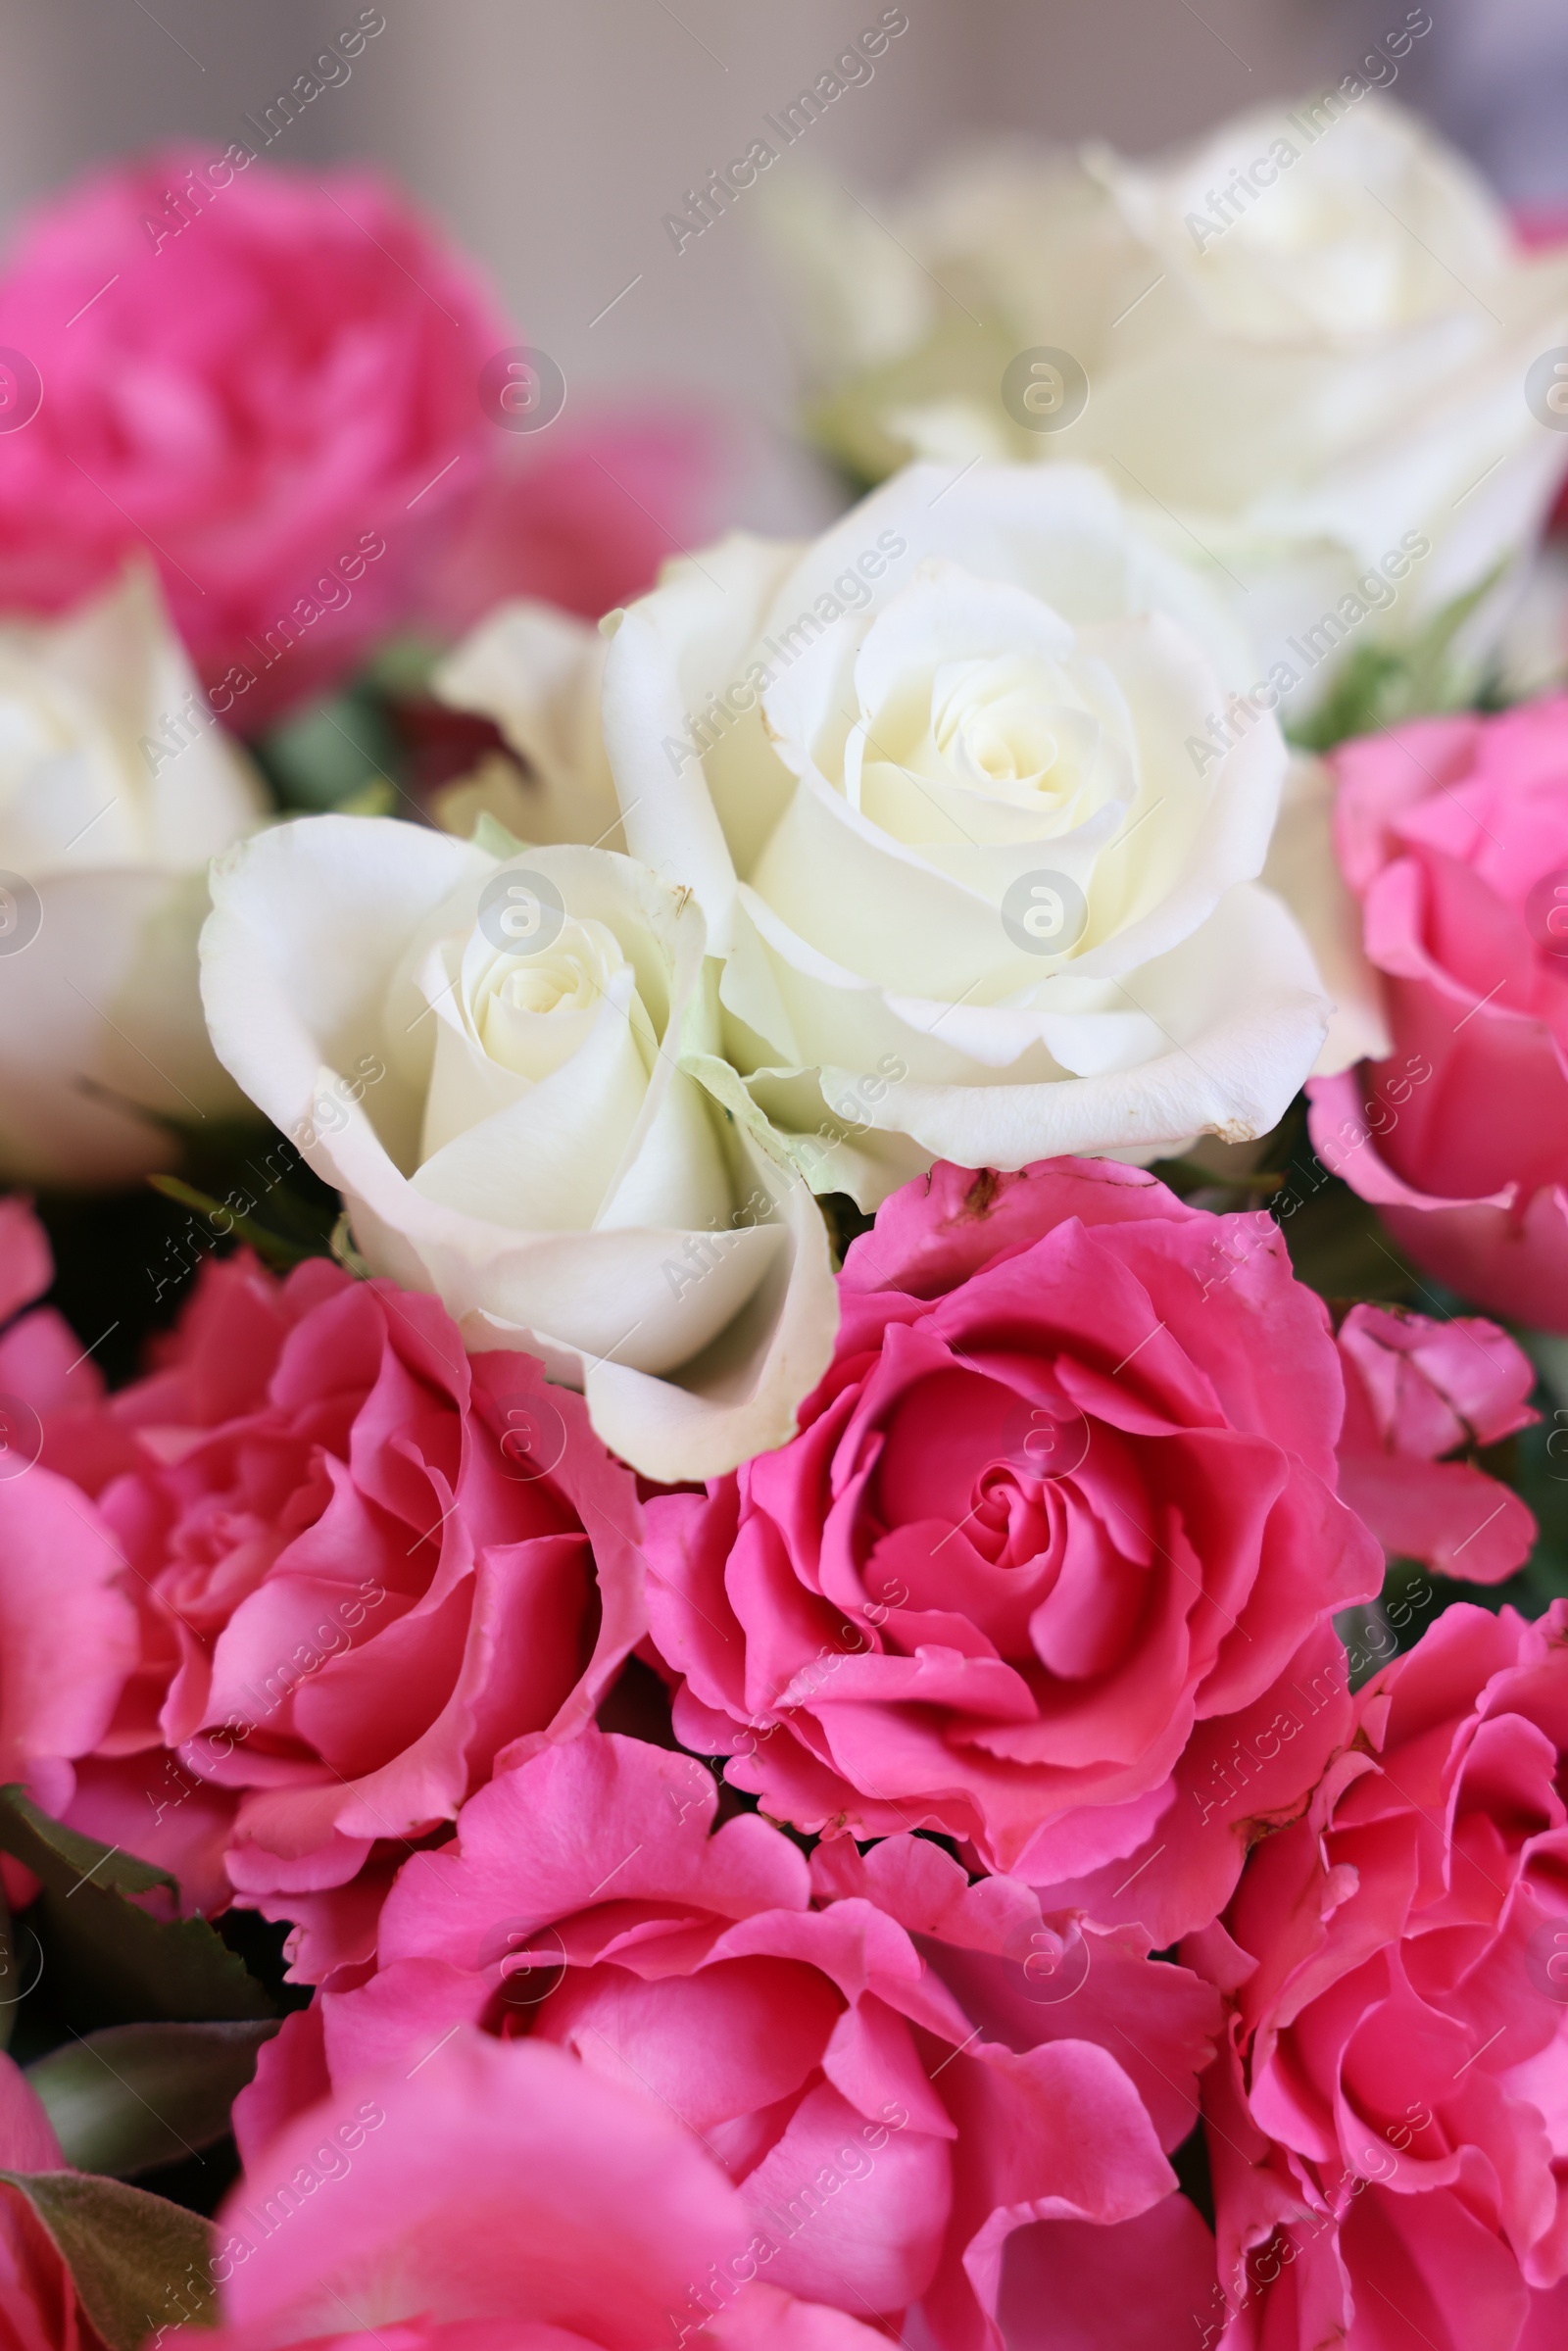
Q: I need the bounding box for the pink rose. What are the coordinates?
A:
[0,148,509,722]
[644,1158,1382,1945]
[236,1727,1219,2351]
[1189,1600,1568,2351]
[210,2033,889,2351]
[1335,1302,1537,1585]
[1306,700,1568,1327]
[8,1245,643,1979]
[0,2051,111,2351]
[418,415,718,643]
[0,1204,138,1836]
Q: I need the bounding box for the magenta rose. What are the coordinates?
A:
[1188,1600,1568,2351]
[4,1241,643,1979]
[0,147,509,721]
[644,1158,1382,1945]
[1307,699,1568,1327]
[211,2034,890,2351]
[236,1727,1219,2351]
[1334,1301,1537,1586]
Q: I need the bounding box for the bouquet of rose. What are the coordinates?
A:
[3,93,1568,2351]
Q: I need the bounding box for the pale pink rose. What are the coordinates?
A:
[0,147,509,722]
[235,1727,1219,2351]
[208,2033,890,2351]
[0,1203,138,1836]
[644,1157,1382,1945]
[5,1246,643,1977]
[1306,700,1568,1327]
[1188,1600,1568,2351]
[1335,1302,1537,1584]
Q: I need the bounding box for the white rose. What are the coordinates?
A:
[764,94,1568,715]
[431,599,623,855]
[0,568,267,1184]
[199,815,837,1481]
[460,463,1336,1204]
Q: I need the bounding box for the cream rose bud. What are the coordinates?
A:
[199,815,838,1481]
[0,566,268,1185]
[583,462,1334,1202]
[764,94,1568,717]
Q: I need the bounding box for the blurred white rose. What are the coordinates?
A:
[0,568,267,1185]
[763,91,1568,716]
[457,463,1340,1205]
[200,815,837,1481]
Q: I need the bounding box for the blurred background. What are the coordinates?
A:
[1,0,1560,526]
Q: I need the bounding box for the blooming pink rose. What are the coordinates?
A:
[235,1727,1219,2351]
[6,1245,643,1979]
[1306,700,1568,1327]
[0,1204,138,1842]
[1188,1600,1568,2351]
[644,1158,1382,1945]
[209,2033,890,2351]
[1334,1302,1537,1585]
[0,148,509,722]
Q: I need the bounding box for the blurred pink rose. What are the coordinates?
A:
[0,146,509,722]
[644,1158,1381,1946]
[1307,701,1568,1327]
[2,1238,644,1979]
[209,2033,890,2351]
[1188,1600,1568,2351]
[419,415,717,643]
[236,1727,1219,2351]
[1335,1301,1537,1584]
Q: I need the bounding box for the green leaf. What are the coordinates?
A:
[26,2022,279,2179]
[0,2170,214,2348]
[1288,564,1506,754]
[0,1788,272,2029]
[254,687,401,812]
